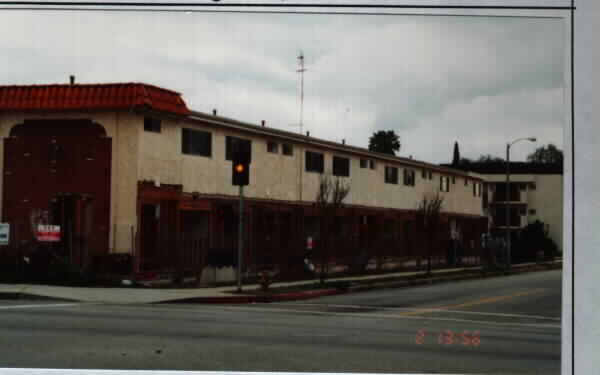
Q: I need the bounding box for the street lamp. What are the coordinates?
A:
[506,137,536,269]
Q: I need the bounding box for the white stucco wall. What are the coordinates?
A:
[137,117,485,217]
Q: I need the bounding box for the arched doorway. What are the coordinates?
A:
[3,119,112,266]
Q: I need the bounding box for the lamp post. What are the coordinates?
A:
[505,137,536,269]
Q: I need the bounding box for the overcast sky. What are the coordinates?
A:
[0,9,565,163]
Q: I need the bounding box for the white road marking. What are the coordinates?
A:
[220,305,561,329]
[278,302,561,321]
[0,303,82,310]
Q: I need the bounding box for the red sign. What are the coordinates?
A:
[306,236,313,250]
[37,225,61,242]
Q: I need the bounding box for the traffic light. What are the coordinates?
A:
[232,150,250,186]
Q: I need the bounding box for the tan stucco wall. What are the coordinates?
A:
[527,174,564,250]
[138,117,485,217]
[0,111,140,254]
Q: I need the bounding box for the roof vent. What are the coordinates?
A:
[342,139,345,145]
[69,75,75,85]
[261,120,265,127]
[212,109,217,116]
[306,131,310,137]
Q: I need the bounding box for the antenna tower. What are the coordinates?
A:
[297,51,307,135]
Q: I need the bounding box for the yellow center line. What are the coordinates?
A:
[398,289,546,317]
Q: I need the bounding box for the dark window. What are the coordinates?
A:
[429,171,433,180]
[182,128,211,157]
[529,209,537,215]
[360,159,368,168]
[282,143,293,156]
[385,166,398,184]
[225,136,252,162]
[144,117,161,133]
[369,160,376,170]
[530,182,537,190]
[267,141,279,153]
[403,169,415,186]
[333,156,350,177]
[422,169,427,179]
[306,151,324,173]
[452,176,456,184]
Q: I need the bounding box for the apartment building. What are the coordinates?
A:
[0,82,488,277]
[444,162,563,252]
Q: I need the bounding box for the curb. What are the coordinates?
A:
[0,291,79,302]
[157,288,339,304]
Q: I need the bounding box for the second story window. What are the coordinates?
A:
[385,166,398,184]
[282,143,293,156]
[369,160,376,170]
[440,176,450,192]
[306,151,324,173]
[403,169,415,186]
[182,128,211,157]
[144,117,161,133]
[267,141,279,153]
[422,169,427,179]
[428,171,433,180]
[360,159,368,168]
[333,156,350,177]
[225,136,252,162]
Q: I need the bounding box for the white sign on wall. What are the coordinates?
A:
[0,223,9,246]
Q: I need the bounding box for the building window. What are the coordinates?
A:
[282,143,293,156]
[429,171,433,180]
[530,182,537,190]
[182,128,211,157]
[306,151,324,173]
[369,160,376,170]
[440,176,450,192]
[267,141,279,153]
[385,166,398,184]
[403,169,415,186]
[422,169,427,179]
[451,176,456,184]
[529,209,537,215]
[225,136,252,162]
[473,182,482,197]
[333,156,350,177]
[144,117,161,133]
[360,159,368,168]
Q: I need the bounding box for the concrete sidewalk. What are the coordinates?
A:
[0,261,561,304]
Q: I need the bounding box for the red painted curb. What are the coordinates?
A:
[159,288,341,304]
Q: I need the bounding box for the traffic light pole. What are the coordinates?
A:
[237,185,244,292]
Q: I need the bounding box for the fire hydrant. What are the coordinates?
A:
[259,271,272,291]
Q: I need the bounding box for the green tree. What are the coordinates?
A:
[452,141,460,166]
[527,144,563,165]
[477,154,504,162]
[368,130,401,155]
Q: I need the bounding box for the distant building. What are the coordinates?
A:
[442,162,563,252]
[0,81,488,279]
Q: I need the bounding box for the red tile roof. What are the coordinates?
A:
[0,82,191,116]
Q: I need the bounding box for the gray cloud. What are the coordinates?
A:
[0,10,565,164]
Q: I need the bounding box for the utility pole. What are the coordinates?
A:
[237,185,244,292]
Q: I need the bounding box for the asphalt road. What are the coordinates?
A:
[0,270,561,374]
